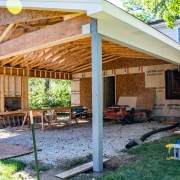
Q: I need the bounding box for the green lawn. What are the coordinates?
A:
[0,159,26,180]
[103,136,180,180]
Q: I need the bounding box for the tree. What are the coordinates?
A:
[28,78,71,109]
[122,0,180,29]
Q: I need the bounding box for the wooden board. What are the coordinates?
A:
[136,88,156,111]
[55,158,110,179]
[0,14,90,57]
[0,142,41,160]
[172,131,180,135]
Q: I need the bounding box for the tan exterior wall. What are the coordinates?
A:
[80,78,92,109]
[116,73,145,104]
[79,58,167,109]
[79,74,145,110]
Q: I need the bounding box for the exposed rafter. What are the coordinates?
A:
[0,23,18,43]
[0,36,159,74]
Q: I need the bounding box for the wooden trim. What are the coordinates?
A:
[5,76,8,96]
[21,77,24,110]
[0,67,72,79]
[26,77,28,109]
[1,75,4,112]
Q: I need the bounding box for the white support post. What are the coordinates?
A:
[91,18,103,172]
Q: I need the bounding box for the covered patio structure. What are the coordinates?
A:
[0,0,180,172]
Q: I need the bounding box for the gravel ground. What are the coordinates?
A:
[0,119,172,167]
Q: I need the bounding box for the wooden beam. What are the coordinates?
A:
[34,48,71,69]
[55,159,109,179]
[59,51,91,71]
[67,54,117,72]
[0,34,91,60]
[63,13,84,20]
[33,44,74,67]
[0,14,90,57]
[21,50,46,67]
[22,47,61,68]
[51,51,91,71]
[1,55,22,66]
[51,47,91,70]
[0,8,79,25]
[11,50,44,67]
[37,45,89,70]
[0,66,72,80]
[0,75,4,112]
[0,23,18,43]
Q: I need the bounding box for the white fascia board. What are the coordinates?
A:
[98,19,180,65]
[0,0,103,14]
[100,0,180,51]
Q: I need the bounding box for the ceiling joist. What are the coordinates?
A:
[0,23,18,43]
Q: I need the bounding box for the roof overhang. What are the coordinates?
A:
[89,0,180,65]
[0,0,103,14]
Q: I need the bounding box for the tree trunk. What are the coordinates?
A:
[45,79,50,92]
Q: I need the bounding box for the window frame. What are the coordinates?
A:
[165,70,180,100]
[176,26,180,43]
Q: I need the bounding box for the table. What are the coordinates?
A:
[0,106,82,131]
[21,107,82,130]
[0,111,27,128]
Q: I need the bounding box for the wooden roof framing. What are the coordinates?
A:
[0,8,159,80]
[0,36,157,73]
[0,8,83,44]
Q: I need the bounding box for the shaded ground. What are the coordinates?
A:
[0,119,176,179]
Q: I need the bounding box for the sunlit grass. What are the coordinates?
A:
[0,159,26,180]
[103,135,180,180]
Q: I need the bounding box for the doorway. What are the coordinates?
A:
[103,76,115,109]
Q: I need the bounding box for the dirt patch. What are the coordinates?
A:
[104,154,140,171]
[18,153,140,180]
[41,154,140,180]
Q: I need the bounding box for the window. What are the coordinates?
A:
[165,70,180,99]
[177,27,180,43]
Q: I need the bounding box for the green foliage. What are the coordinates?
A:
[122,0,180,28]
[103,135,180,180]
[28,78,71,109]
[66,157,85,168]
[122,0,157,23]
[0,159,26,179]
